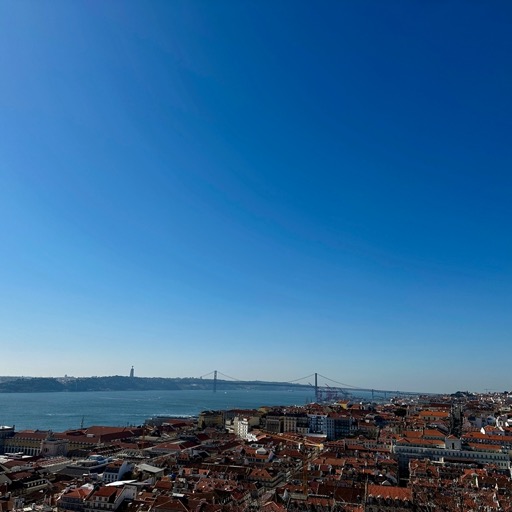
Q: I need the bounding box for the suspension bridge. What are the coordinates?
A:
[198,370,425,401]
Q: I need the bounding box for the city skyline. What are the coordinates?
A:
[1,1,511,394]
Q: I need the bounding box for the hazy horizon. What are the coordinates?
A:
[1,2,511,394]
[0,372,442,396]
[0,371,500,396]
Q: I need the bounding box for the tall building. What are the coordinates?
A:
[129,366,134,378]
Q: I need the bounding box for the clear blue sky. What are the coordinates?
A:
[1,1,511,393]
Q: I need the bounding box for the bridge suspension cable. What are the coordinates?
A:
[285,373,316,384]
[217,371,243,382]
[317,373,360,389]
[200,371,358,388]
[198,370,420,396]
[199,371,215,379]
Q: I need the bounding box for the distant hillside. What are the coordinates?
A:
[0,376,306,393]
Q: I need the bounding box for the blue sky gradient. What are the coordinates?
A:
[1,1,511,392]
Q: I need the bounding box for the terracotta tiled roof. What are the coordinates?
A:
[418,410,450,418]
[262,501,286,511]
[150,496,189,512]
[367,484,412,501]
[90,487,118,499]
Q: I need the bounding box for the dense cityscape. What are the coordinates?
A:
[2,391,512,511]
[2,2,510,512]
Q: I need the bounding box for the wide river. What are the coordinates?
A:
[1,388,370,431]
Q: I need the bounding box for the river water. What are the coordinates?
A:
[0,389,334,431]
[0,389,379,431]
